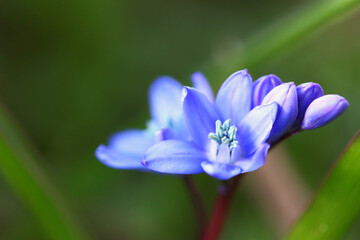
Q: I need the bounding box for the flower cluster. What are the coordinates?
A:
[96,69,349,180]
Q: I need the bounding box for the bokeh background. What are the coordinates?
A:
[0,0,359,239]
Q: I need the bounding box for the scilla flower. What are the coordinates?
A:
[261,81,349,143]
[143,70,279,180]
[95,72,214,170]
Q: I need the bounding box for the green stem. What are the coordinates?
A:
[0,103,88,240]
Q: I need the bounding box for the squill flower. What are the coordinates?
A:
[261,81,348,143]
[95,72,213,170]
[143,70,279,180]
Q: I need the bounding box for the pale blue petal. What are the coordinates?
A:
[153,127,176,143]
[301,94,349,130]
[182,87,220,149]
[216,144,231,164]
[201,161,242,180]
[191,72,214,103]
[292,82,324,128]
[262,82,298,143]
[149,76,183,127]
[215,69,252,125]
[237,103,278,156]
[235,143,270,173]
[96,130,153,169]
[143,140,206,174]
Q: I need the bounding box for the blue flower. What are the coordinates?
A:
[260,81,348,143]
[97,67,349,178]
[143,70,279,180]
[95,73,214,170]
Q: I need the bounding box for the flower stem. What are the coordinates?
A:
[202,175,243,240]
[183,175,207,237]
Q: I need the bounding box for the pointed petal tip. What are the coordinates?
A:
[232,69,249,77]
[191,71,204,78]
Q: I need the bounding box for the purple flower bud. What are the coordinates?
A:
[292,82,324,129]
[252,74,282,107]
[262,82,298,143]
[301,94,349,130]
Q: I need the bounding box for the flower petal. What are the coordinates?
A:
[149,76,183,127]
[301,94,349,130]
[215,69,252,125]
[237,103,278,156]
[191,72,214,103]
[201,161,242,180]
[234,143,270,173]
[252,74,282,108]
[143,140,206,174]
[216,143,231,164]
[292,82,324,129]
[182,87,220,149]
[96,130,153,169]
[262,82,298,143]
[153,127,176,143]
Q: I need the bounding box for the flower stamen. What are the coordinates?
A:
[208,119,238,151]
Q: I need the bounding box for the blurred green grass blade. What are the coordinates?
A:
[208,0,360,74]
[286,131,360,240]
[0,104,88,240]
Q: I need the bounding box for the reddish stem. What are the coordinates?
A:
[183,176,207,237]
[202,175,242,240]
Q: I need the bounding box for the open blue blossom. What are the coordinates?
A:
[95,72,213,170]
[143,70,279,180]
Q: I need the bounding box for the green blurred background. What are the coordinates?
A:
[0,0,359,239]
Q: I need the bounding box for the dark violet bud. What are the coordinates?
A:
[262,82,298,143]
[301,94,349,130]
[252,74,282,108]
[292,82,324,129]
